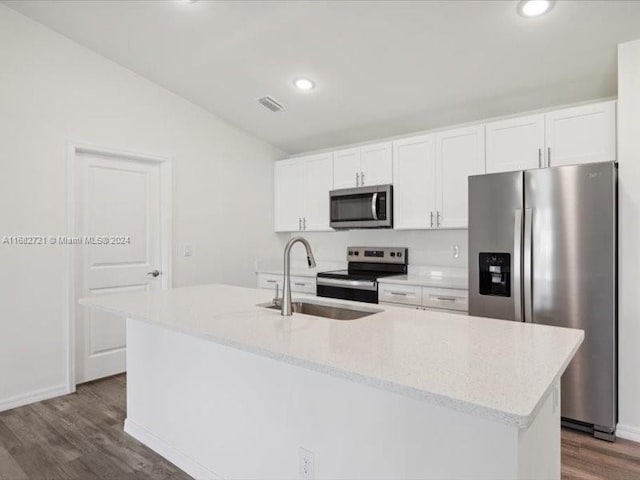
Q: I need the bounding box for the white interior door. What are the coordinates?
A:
[74,151,164,384]
[485,114,544,173]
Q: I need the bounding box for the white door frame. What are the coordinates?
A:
[66,140,172,393]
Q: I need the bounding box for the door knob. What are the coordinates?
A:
[147,269,161,278]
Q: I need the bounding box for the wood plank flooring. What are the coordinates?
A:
[0,374,638,479]
[0,375,189,480]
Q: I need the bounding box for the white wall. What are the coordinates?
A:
[289,230,467,268]
[0,5,284,409]
[617,38,640,442]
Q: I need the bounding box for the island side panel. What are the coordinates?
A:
[517,381,561,479]
[124,317,551,480]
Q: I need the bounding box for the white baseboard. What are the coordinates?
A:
[124,418,222,480]
[0,384,70,413]
[617,423,640,443]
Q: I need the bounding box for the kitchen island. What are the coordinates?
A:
[80,283,583,480]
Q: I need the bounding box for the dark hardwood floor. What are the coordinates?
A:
[0,374,638,479]
[0,375,189,480]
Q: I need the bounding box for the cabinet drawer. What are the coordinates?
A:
[422,287,468,312]
[289,276,316,294]
[378,284,422,306]
[257,273,283,290]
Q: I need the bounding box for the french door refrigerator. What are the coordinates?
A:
[468,161,617,441]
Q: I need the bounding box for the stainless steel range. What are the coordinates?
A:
[316,247,408,304]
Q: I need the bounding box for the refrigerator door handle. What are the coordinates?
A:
[513,209,523,322]
[523,208,533,323]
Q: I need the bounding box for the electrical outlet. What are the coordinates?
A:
[184,244,193,257]
[299,448,314,480]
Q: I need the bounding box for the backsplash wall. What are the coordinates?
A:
[282,229,468,268]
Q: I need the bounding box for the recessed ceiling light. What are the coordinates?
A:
[517,0,555,17]
[293,78,316,91]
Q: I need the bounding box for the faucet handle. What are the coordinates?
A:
[273,283,280,307]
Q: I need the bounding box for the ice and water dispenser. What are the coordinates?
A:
[478,253,511,297]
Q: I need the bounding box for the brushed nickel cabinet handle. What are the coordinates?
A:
[356,172,360,186]
[538,148,542,168]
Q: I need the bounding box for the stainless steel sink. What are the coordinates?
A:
[258,300,382,320]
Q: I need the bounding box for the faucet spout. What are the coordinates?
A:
[282,237,316,316]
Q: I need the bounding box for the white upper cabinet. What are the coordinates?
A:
[274,159,304,232]
[436,125,486,229]
[303,153,334,231]
[276,100,616,232]
[545,101,616,167]
[485,114,545,173]
[393,134,437,230]
[274,153,333,232]
[333,148,361,189]
[360,142,393,186]
[333,142,393,189]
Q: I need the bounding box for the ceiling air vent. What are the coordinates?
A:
[258,96,286,113]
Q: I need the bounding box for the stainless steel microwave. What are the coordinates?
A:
[329,185,393,229]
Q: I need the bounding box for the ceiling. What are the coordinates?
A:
[5,0,640,154]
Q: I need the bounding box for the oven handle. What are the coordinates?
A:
[371,192,378,220]
[316,277,378,291]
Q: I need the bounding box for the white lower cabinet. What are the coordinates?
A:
[421,287,468,312]
[379,283,468,314]
[378,283,422,306]
[257,273,315,294]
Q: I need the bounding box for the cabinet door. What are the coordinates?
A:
[360,141,393,186]
[392,134,437,229]
[303,153,333,231]
[333,148,361,189]
[545,101,616,167]
[257,273,283,292]
[436,125,486,229]
[274,159,304,232]
[485,114,544,173]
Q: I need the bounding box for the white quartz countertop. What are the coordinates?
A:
[80,284,583,428]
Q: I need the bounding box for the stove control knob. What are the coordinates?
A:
[354,251,359,256]
[397,252,402,257]
[348,251,353,255]
[390,252,396,257]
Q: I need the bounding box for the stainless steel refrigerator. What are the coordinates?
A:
[468,161,617,441]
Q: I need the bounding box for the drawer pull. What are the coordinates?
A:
[294,282,307,287]
[436,296,457,301]
[266,280,277,284]
[389,291,408,296]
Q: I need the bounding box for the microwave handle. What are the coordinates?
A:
[371,193,378,220]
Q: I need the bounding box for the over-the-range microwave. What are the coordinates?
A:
[329,184,393,229]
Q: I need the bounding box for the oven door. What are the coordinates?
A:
[316,277,379,303]
[330,185,392,229]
